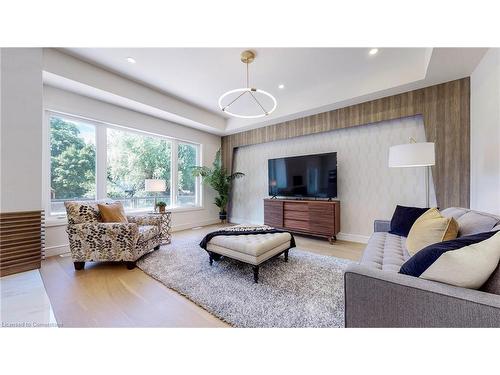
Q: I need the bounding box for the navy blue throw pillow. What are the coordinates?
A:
[399,231,499,277]
[389,205,429,237]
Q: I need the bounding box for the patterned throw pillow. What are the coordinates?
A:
[64,201,101,224]
[400,231,500,289]
[406,208,458,256]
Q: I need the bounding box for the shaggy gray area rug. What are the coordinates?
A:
[137,237,352,328]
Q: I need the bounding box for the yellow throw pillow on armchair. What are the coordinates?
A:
[98,202,128,223]
[406,208,458,256]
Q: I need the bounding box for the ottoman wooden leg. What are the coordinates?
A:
[284,249,289,262]
[209,252,214,266]
[253,266,259,283]
[126,261,136,270]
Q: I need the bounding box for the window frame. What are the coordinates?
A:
[176,141,202,208]
[44,110,203,222]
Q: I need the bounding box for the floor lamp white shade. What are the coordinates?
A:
[145,179,166,212]
[388,142,435,168]
[145,179,166,192]
[388,142,435,207]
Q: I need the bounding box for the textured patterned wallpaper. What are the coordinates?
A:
[230,115,436,241]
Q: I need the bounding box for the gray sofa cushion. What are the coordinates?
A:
[360,232,410,272]
[441,207,500,237]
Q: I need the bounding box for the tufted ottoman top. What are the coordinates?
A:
[209,232,292,257]
[360,232,410,272]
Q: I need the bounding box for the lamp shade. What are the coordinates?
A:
[388,142,435,168]
[144,179,166,192]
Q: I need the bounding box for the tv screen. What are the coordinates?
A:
[268,152,337,198]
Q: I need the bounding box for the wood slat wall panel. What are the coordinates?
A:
[222,78,470,208]
[0,210,45,277]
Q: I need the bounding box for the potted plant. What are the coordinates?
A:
[192,149,244,222]
[156,201,167,213]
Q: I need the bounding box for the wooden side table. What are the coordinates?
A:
[148,211,172,245]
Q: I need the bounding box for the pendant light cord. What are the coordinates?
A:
[246,62,249,88]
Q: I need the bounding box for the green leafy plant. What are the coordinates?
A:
[192,149,244,215]
[156,201,167,208]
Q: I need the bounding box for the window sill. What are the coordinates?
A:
[124,205,205,214]
[45,205,205,227]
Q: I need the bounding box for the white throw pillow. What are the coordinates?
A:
[419,232,500,288]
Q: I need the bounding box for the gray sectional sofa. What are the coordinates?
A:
[344,207,500,327]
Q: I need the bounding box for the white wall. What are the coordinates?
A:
[470,48,500,215]
[1,48,43,212]
[43,86,221,256]
[230,116,436,242]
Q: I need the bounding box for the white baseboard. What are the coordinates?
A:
[336,232,369,244]
[229,217,261,225]
[171,218,221,232]
[45,244,70,257]
[230,217,369,244]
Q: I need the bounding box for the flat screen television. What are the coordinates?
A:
[268,152,337,198]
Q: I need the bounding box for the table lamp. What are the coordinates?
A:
[388,138,435,207]
[145,179,166,212]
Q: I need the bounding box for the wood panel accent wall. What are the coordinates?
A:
[222,78,470,208]
[0,211,45,276]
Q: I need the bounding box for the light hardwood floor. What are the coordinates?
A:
[39,225,365,327]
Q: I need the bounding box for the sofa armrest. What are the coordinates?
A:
[374,219,391,232]
[344,263,500,327]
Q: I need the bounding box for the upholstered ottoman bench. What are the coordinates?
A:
[199,225,295,283]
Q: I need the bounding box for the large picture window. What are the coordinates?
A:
[47,113,201,216]
[49,116,96,215]
[107,128,172,210]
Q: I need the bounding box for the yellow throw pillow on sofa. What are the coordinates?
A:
[406,208,458,256]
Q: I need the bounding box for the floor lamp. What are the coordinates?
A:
[388,138,435,207]
[145,179,166,212]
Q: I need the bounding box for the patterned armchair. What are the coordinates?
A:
[65,200,162,270]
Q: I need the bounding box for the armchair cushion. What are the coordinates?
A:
[138,225,159,243]
[126,214,162,227]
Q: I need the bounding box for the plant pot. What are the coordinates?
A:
[158,206,166,213]
[219,212,227,222]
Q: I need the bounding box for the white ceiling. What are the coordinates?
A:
[59,47,487,135]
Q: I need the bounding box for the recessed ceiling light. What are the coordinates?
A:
[369,48,379,55]
[126,57,136,64]
[278,84,285,89]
